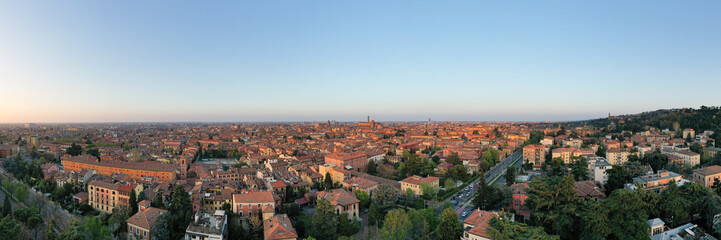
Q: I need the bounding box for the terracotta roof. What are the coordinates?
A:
[126,207,168,230]
[232,191,275,204]
[574,181,606,199]
[316,189,359,206]
[401,176,439,186]
[63,155,176,173]
[693,165,721,176]
[463,209,498,238]
[88,180,120,190]
[510,183,529,194]
[264,214,298,240]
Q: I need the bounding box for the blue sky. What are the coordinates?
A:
[1,1,720,122]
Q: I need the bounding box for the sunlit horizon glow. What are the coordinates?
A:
[1,1,720,123]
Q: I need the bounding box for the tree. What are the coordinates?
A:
[570,157,589,181]
[248,211,264,240]
[368,203,382,227]
[481,149,501,168]
[108,206,132,238]
[643,150,669,173]
[449,165,468,181]
[473,173,492,210]
[0,216,21,240]
[487,217,559,240]
[377,165,398,179]
[505,166,516,186]
[367,160,377,175]
[354,190,370,209]
[66,143,83,156]
[420,182,439,199]
[151,191,165,209]
[312,199,338,240]
[604,189,650,239]
[86,148,100,159]
[58,221,86,240]
[595,143,606,158]
[658,181,691,227]
[85,217,111,240]
[129,190,138,214]
[690,142,703,155]
[604,165,629,194]
[444,178,456,190]
[150,214,171,240]
[579,202,610,240]
[168,185,193,240]
[371,184,399,212]
[337,213,355,236]
[446,152,461,166]
[380,209,411,240]
[437,208,463,240]
[526,176,580,239]
[47,219,58,240]
[2,195,10,217]
[324,172,334,190]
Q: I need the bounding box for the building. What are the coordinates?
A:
[540,136,554,146]
[692,165,721,187]
[626,170,688,193]
[669,150,701,166]
[127,203,168,240]
[316,189,360,220]
[232,191,275,218]
[264,214,298,240]
[683,128,696,139]
[648,218,717,240]
[342,176,379,194]
[509,183,530,219]
[551,148,577,164]
[185,210,228,240]
[88,180,141,214]
[400,175,440,196]
[522,144,548,167]
[588,157,611,184]
[574,180,606,200]
[318,164,351,184]
[462,209,499,240]
[606,148,632,165]
[62,154,176,181]
[324,151,369,171]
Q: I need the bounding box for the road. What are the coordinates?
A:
[449,151,522,221]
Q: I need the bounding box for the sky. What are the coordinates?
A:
[1,1,720,123]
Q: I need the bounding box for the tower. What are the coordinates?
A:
[367,116,370,122]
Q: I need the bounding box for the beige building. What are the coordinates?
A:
[316,189,360,220]
[606,149,632,165]
[127,201,168,240]
[401,175,440,196]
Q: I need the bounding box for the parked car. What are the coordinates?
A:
[462,211,468,217]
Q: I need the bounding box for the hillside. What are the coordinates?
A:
[565,106,721,143]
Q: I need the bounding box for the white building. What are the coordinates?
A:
[185,210,227,240]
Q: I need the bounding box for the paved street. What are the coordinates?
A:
[449,151,522,221]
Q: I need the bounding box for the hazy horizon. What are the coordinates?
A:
[2,1,720,123]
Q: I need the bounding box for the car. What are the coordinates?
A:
[462,211,468,217]
[451,196,455,200]
[364,208,369,213]
[451,200,459,205]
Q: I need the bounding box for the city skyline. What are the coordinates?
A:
[2,1,720,123]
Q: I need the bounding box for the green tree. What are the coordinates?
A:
[473,173,492,210]
[66,143,83,156]
[86,148,100,159]
[150,214,171,240]
[570,157,589,181]
[487,217,559,240]
[643,150,669,173]
[579,202,610,240]
[604,165,629,194]
[368,203,382,227]
[85,217,111,240]
[168,185,193,240]
[371,184,399,212]
[604,189,650,240]
[380,209,412,240]
[444,178,456,190]
[129,190,138,214]
[337,213,358,236]
[446,152,461,166]
[0,216,21,240]
[324,172,334,190]
[437,208,463,240]
[47,219,58,240]
[354,190,370,209]
[595,143,606,158]
[312,199,338,240]
[367,160,377,175]
[2,195,10,217]
[505,166,516,186]
[420,182,439,199]
[658,182,691,227]
[690,142,703,155]
[526,176,580,239]
[58,221,86,240]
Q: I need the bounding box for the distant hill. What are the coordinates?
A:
[565,106,721,143]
